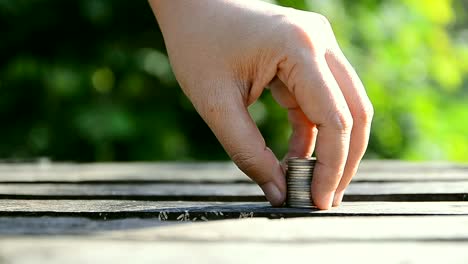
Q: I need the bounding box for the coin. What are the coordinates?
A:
[286,157,316,208]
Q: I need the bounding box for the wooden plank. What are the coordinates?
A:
[0,161,466,183]
[358,160,468,172]
[0,217,179,235]
[0,183,262,197]
[0,162,249,183]
[1,216,467,240]
[1,200,467,219]
[104,216,468,242]
[355,170,468,182]
[0,182,466,201]
[0,238,467,264]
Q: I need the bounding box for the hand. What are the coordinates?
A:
[149,0,373,209]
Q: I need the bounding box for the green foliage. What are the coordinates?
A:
[0,0,466,161]
[274,0,468,161]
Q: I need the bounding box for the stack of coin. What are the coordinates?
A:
[286,157,316,208]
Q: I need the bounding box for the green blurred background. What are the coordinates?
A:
[1,0,467,162]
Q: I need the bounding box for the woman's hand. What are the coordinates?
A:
[149,0,373,209]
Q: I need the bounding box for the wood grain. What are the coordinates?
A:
[0,182,466,202]
[0,161,466,183]
[1,161,466,264]
[1,216,467,240]
[1,200,467,219]
[107,216,468,242]
[0,217,179,235]
[0,238,467,264]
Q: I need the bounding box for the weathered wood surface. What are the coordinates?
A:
[105,216,468,242]
[0,161,467,183]
[0,217,181,235]
[1,216,466,240]
[2,200,468,219]
[1,161,467,263]
[1,239,467,264]
[1,216,467,263]
[0,182,466,201]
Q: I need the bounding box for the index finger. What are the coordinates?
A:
[278,56,352,209]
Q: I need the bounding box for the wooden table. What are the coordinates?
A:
[0,161,467,263]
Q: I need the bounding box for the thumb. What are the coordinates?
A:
[195,84,286,206]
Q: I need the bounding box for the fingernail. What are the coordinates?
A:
[332,191,344,207]
[261,182,284,207]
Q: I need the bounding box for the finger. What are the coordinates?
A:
[269,78,318,169]
[278,57,352,210]
[285,109,317,162]
[325,50,374,206]
[197,83,286,206]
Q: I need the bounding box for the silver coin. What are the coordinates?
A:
[288,201,312,204]
[288,190,311,193]
[287,167,315,170]
[287,201,312,205]
[287,173,313,176]
[288,193,310,196]
[288,179,311,182]
[288,165,315,168]
[288,194,311,200]
[288,178,312,181]
[288,188,311,191]
[287,170,314,173]
[287,168,315,172]
[288,203,313,207]
[288,181,311,184]
[288,179,311,181]
[287,175,313,178]
[288,188,311,192]
[288,163,315,166]
[289,173,312,177]
[287,195,310,198]
[288,185,310,188]
[288,157,316,161]
[288,195,311,199]
[288,190,310,193]
[288,163,315,167]
[287,203,314,208]
[288,200,313,204]
[288,195,310,198]
[288,158,316,163]
[287,175,313,179]
[288,175,313,178]
[288,164,315,168]
[288,173,313,175]
[288,190,311,194]
[288,180,312,183]
[288,183,311,186]
[288,197,311,201]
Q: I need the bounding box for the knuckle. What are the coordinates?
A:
[313,14,336,44]
[230,150,259,175]
[282,13,335,54]
[286,22,311,44]
[315,14,331,28]
[354,100,374,125]
[328,108,353,133]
